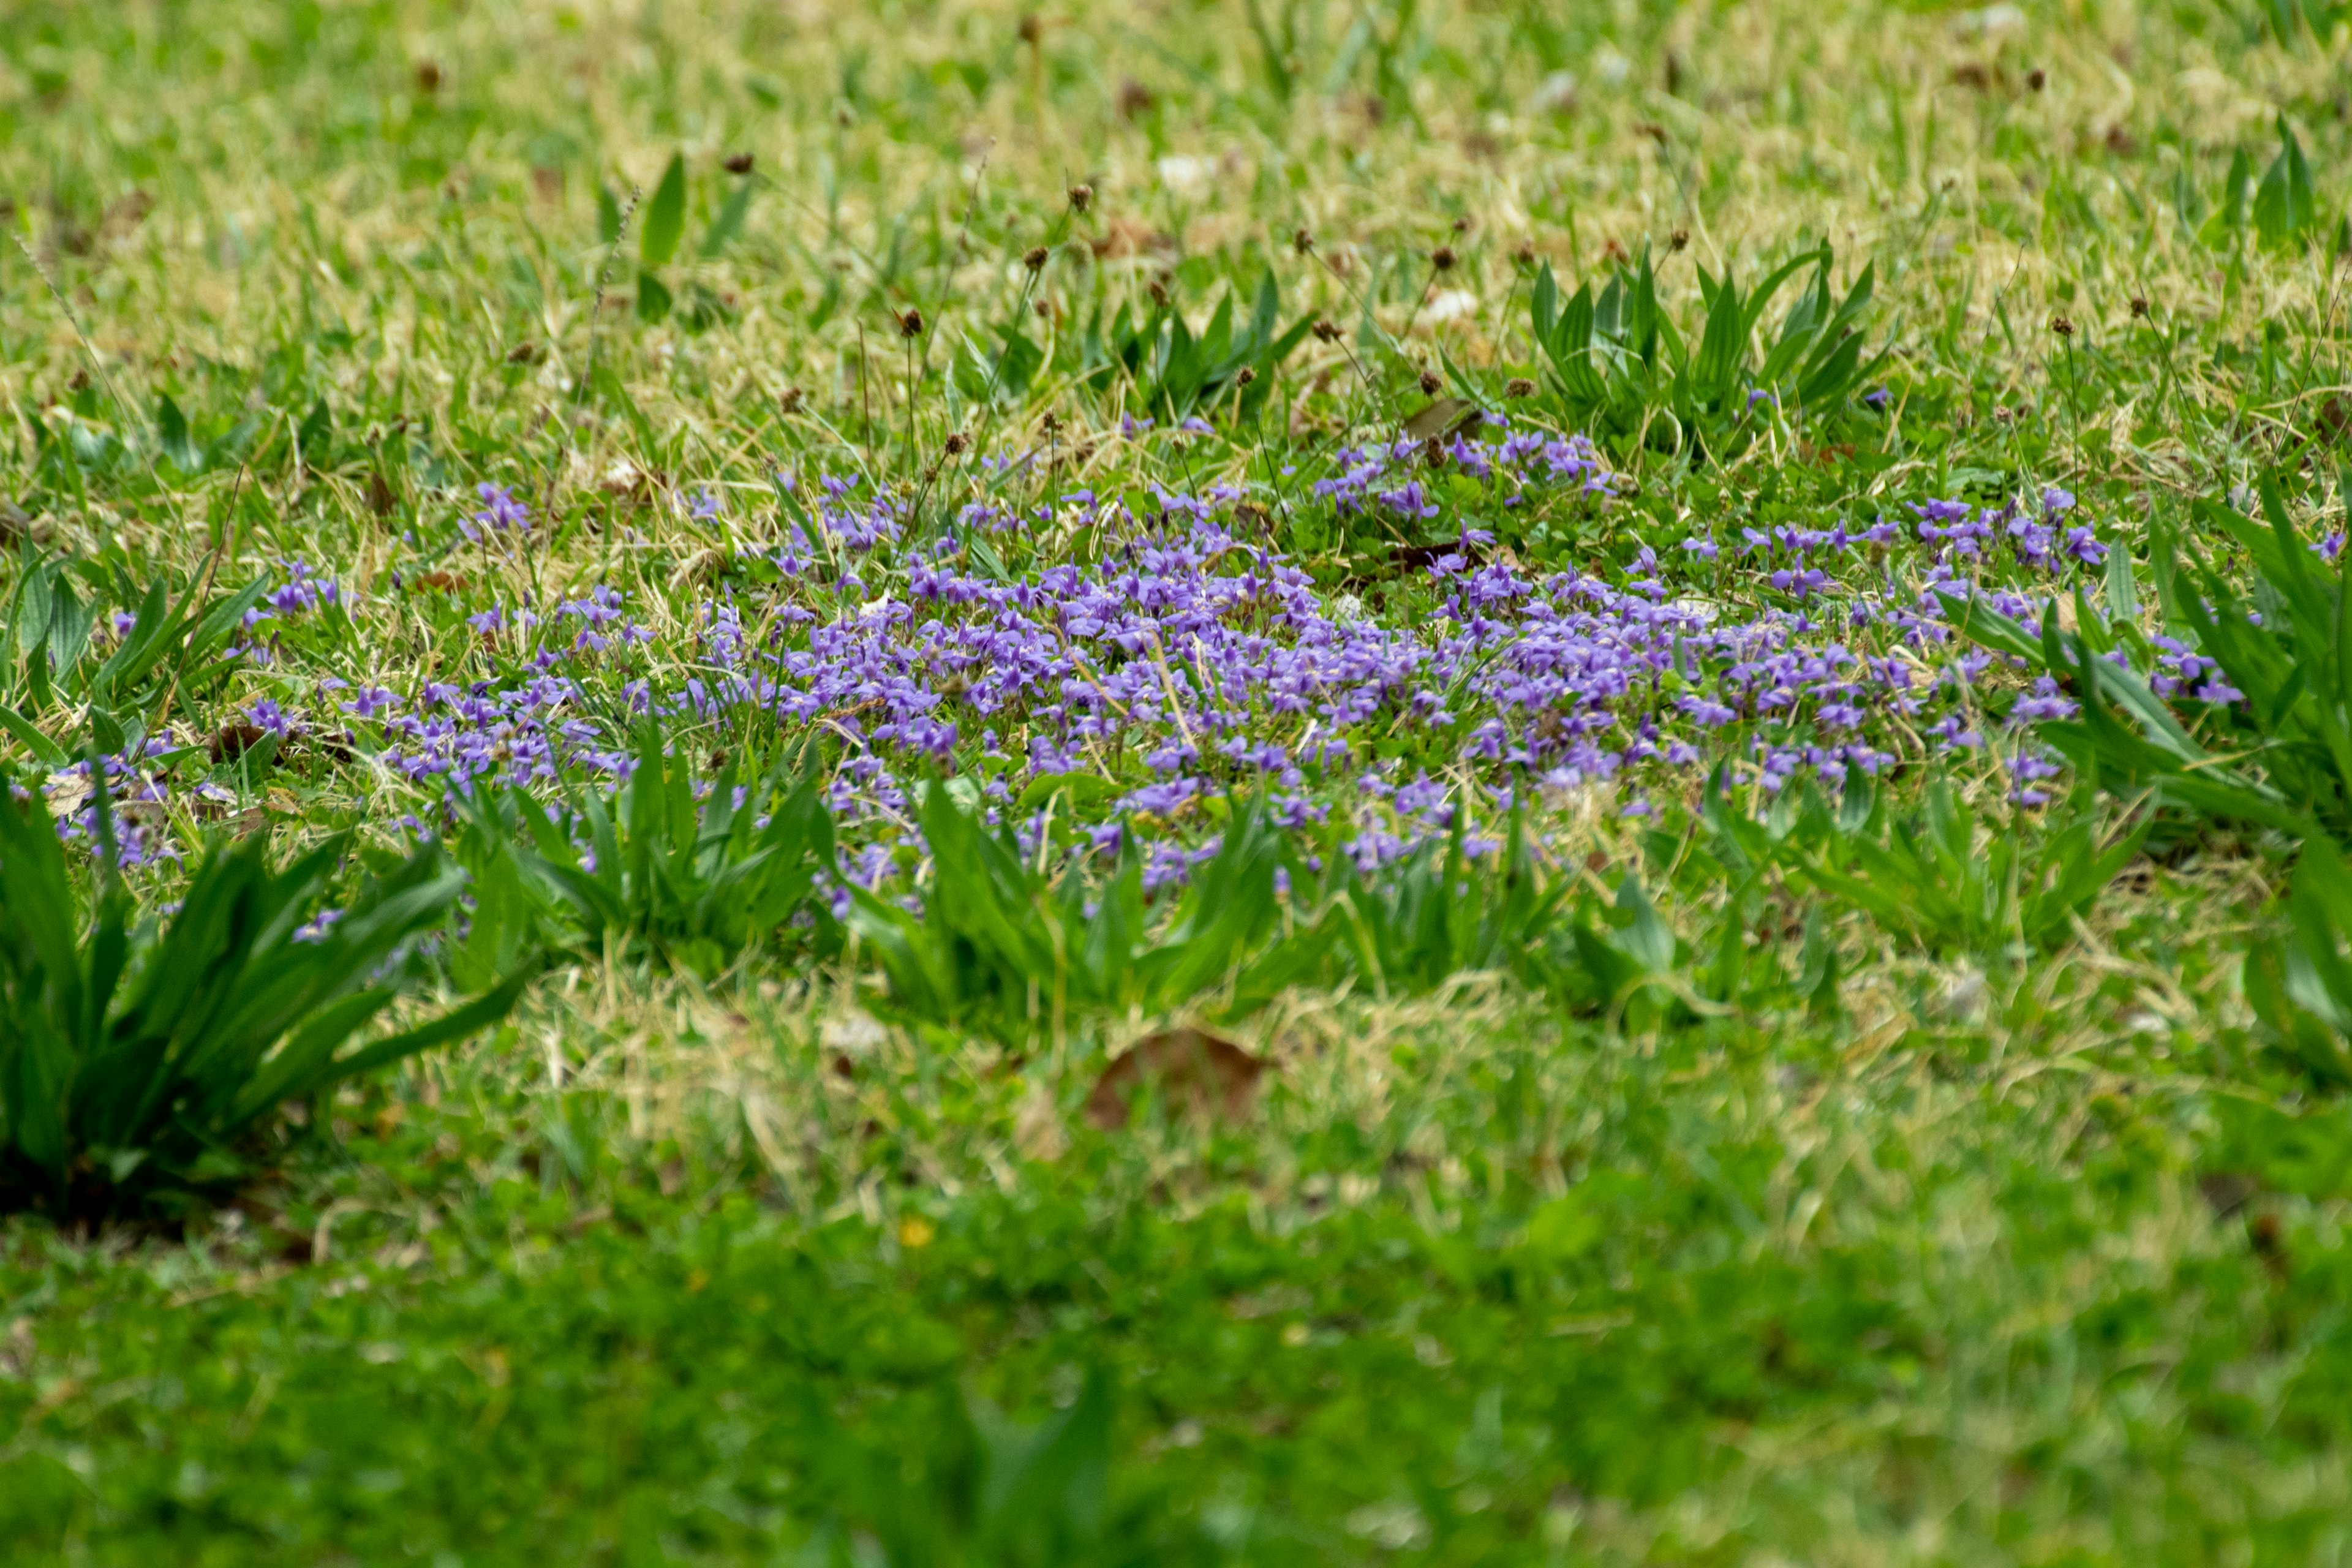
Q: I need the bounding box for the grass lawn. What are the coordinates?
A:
[6,0,2352,1560]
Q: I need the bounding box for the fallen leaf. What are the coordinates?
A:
[2196,1172,2258,1219]
[1085,1027,1267,1131]
[1401,398,1479,442]
[1090,216,1175,259]
[44,772,91,816]
[211,722,268,763]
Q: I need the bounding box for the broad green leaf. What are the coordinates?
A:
[701,177,754,258]
[0,703,66,766]
[2253,121,2318,249]
[15,563,54,658]
[157,394,202,472]
[295,397,333,459]
[2202,147,2255,246]
[641,153,688,266]
[636,269,674,323]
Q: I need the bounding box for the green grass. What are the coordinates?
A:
[8,0,2352,1559]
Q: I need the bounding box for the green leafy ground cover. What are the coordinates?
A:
[7,0,2352,1559]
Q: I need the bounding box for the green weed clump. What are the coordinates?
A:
[0,784,528,1219]
[847,788,1725,1044]
[1952,477,2352,1075]
[1954,478,2352,845]
[1530,243,1883,458]
[453,728,837,981]
[846,785,1329,1042]
[2,551,265,764]
[1705,773,2145,957]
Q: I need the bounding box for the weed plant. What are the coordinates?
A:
[0,782,527,1219]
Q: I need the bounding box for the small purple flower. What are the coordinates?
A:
[293,907,346,943]
[265,559,339,617]
[344,685,401,720]
[244,697,295,736]
[2008,752,2064,807]
[467,483,532,540]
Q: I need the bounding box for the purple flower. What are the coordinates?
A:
[2062,526,2106,565]
[244,697,296,735]
[264,559,339,617]
[344,685,401,720]
[2008,752,2064,807]
[469,483,532,539]
[2011,677,2078,723]
[294,907,346,943]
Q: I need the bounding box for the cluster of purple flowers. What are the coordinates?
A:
[1309,423,1611,519]
[1912,488,2103,571]
[254,559,341,624]
[816,474,902,552]
[372,677,627,789]
[64,437,2168,897]
[2144,636,2244,704]
[612,479,2113,883]
[49,741,181,869]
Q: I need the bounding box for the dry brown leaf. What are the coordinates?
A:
[211,722,268,763]
[1084,1027,1267,1132]
[1400,398,1479,443]
[1090,216,1175,260]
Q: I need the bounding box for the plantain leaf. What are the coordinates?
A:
[640,153,688,267]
